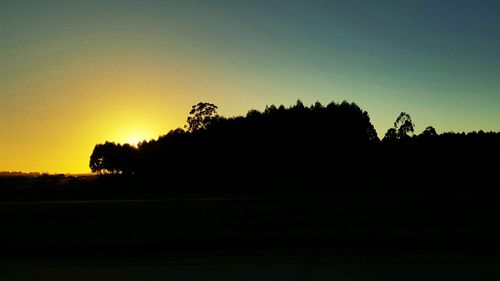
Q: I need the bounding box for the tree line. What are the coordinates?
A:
[89,101,500,189]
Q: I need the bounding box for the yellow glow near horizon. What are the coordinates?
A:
[121,135,148,146]
[0,51,195,174]
[110,123,161,146]
[2,1,500,175]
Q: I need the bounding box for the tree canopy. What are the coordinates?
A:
[185,102,220,132]
[89,100,500,192]
[90,100,380,175]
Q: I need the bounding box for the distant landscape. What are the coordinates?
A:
[0,100,499,259]
[2,100,499,200]
[3,1,500,278]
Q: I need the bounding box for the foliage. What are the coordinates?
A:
[394,112,415,138]
[88,100,500,191]
[90,100,380,175]
[383,112,415,142]
[420,126,437,137]
[185,102,220,132]
[89,142,137,174]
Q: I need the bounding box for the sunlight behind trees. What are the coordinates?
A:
[2,1,500,174]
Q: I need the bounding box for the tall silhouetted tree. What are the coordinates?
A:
[394,112,414,139]
[384,112,415,142]
[185,102,220,132]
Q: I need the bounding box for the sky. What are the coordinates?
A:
[1,0,500,173]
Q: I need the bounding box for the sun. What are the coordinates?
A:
[122,134,148,146]
[112,122,162,146]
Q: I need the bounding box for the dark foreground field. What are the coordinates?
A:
[3,194,500,256]
[3,255,500,281]
[2,175,500,279]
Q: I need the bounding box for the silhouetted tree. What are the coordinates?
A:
[89,142,137,174]
[420,126,437,137]
[394,112,415,139]
[90,142,120,174]
[291,99,306,112]
[185,102,220,132]
[85,99,500,208]
[384,112,415,142]
[264,104,278,115]
[384,128,398,142]
[89,144,106,174]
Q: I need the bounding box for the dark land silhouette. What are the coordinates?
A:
[1,100,500,262]
[86,100,499,193]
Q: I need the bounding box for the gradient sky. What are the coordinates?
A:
[1,0,500,173]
